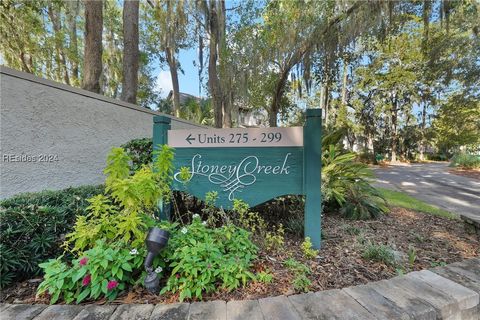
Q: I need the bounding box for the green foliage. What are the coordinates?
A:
[283,258,312,292]
[103,146,173,214]
[265,224,285,251]
[433,96,480,153]
[340,184,388,220]
[292,274,312,293]
[322,144,373,205]
[65,146,174,253]
[0,1,160,107]
[284,216,304,237]
[63,194,147,253]
[322,140,387,220]
[283,258,311,275]
[342,225,362,236]
[0,185,104,288]
[301,237,318,259]
[256,270,273,284]
[121,138,153,171]
[450,153,480,169]
[160,218,257,301]
[104,147,131,186]
[37,240,143,304]
[178,166,192,183]
[232,199,285,250]
[362,242,395,266]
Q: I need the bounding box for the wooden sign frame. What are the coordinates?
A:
[153,109,322,248]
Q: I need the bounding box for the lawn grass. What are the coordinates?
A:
[376,187,458,219]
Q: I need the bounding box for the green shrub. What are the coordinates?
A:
[322,144,387,219]
[322,145,374,205]
[0,185,104,288]
[232,199,285,250]
[37,240,144,304]
[292,274,312,292]
[356,151,375,164]
[160,217,257,301]
[450,153,480,169]
[425,153,448,161]
[283,258,312,292]
[121,138,153,171]
[64,146,174,253]
[283,258,311,275]
[256,270,273,284]
[340,184,388,220]
[301,237,318,259]
[362,242,395,266]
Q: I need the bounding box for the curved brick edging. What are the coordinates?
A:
[1,258,479,320]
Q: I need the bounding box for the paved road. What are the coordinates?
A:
[373,162,480,221]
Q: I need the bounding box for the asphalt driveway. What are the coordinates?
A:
[373,162,480,221]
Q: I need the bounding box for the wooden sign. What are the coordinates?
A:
[153,109,322,248]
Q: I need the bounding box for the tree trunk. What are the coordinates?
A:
[221,81,233,128]
[268,69,289,127]
[48,4,70,85]
[83,0,103,93]
[20,52,32,73]
[166,48,181,117]
[222,86,233,128]
[341,61,348,106]
[419,99,427,161]
[390,103,398,162]
[121,0,139,104]
[66,0,80,85]
[207,0,223,128]
[340,60,348,125]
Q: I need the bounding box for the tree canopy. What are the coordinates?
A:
[1,0,478,157]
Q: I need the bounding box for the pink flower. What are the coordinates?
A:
[107,280,118,291]
[79,257,88,266]
[82,274,91,286]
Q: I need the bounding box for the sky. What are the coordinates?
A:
[152,0,247,99]
[154,47,201,98]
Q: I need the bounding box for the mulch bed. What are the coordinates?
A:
[449,168,480,180]
[2,207,479,305]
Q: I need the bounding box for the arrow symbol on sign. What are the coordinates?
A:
[186,134,195,145]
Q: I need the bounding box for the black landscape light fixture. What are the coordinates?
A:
[144,227,170,293]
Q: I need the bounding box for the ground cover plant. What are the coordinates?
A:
[377,187,456,219]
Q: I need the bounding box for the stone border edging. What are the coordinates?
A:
[1,258,479,320]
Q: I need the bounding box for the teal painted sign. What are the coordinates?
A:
[153,109,322,248]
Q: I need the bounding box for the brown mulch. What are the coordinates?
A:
[449,168,480,180]
[2,207,478,305]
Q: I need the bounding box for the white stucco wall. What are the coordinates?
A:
[0,67,206,199]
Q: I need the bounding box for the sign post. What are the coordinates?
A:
[153,109,322,248]
[303,109,322,248]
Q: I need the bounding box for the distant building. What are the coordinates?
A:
[166,91,200,105]
[235,106,268,128]
[167,90,268,127]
